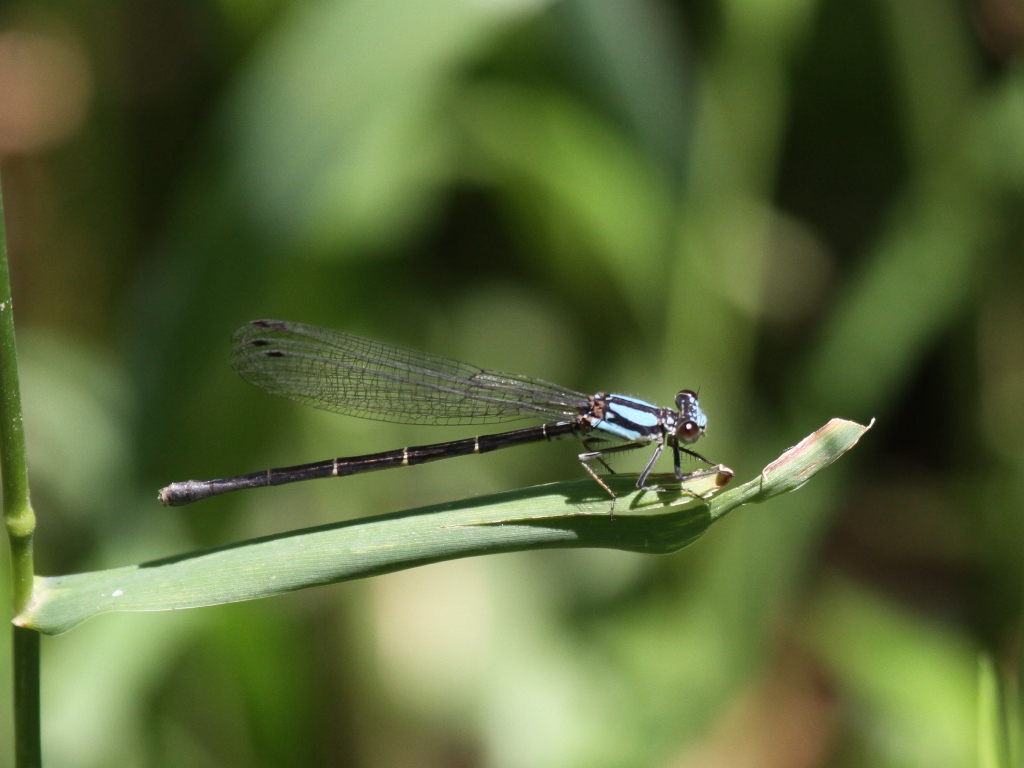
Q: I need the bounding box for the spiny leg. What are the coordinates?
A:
[579,441,648,476]
[577,442,648,516]
[640,441,720,495]
[635,441,666,491]
[579,458,617,506]
[672,439,725,498]
[680,446,716,467]
[582,436,616,474]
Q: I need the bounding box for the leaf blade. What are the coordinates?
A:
[17,420,869,635]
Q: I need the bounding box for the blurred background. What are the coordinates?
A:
[1,0,1023,765]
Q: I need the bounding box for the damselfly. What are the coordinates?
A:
[158,320,718,507]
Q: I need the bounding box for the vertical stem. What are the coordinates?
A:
[13,627,40,766]
[0,175,34,607]
[0,166,41,763]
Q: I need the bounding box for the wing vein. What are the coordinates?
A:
[228,320,590,426]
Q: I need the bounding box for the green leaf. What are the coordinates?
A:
[16,419,869,635]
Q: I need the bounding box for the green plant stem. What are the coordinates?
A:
[0,168,41,764]
[13,627,40,767]
[0,192,33,607]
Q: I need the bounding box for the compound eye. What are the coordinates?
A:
[676,389,698,411]
[677,420,701,442]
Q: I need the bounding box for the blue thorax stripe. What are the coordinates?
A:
[607,395,661,428]
[591,419,644,441]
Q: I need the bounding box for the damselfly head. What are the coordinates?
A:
[674,389,707,444]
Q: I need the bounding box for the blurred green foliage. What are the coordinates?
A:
[1,0,1024,765]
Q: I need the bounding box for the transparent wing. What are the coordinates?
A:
[229,320,591,426]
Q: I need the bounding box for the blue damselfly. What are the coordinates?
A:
[159,320,719,508]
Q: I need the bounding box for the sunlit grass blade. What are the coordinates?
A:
[16,419,869,635]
